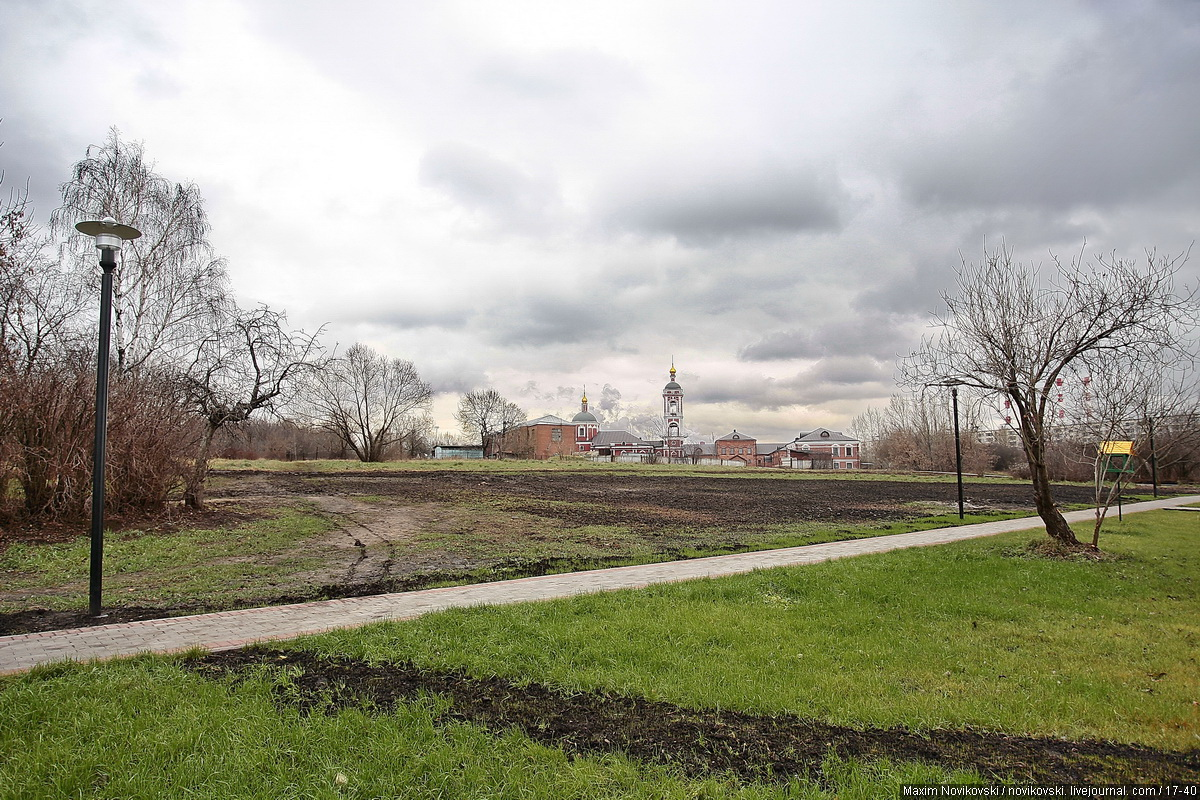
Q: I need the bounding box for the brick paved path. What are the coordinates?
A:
[2,496,1195,675]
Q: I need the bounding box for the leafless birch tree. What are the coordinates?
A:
[50,128,229,371]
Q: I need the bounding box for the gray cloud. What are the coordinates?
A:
[895,5,1200,213]
[852,268,948,317]
[692,356,892,412]
[0,125,75,218]
[339,303,470,330]
[804,356,890,386]
[425,361,487,395]
[601,160,848,244]
[419,142,562,231]
[473,49,643,123]
[740,318,913,362]
[478,294,629,348]
[786,357,894,406]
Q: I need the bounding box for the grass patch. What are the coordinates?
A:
[1,512,1195,795]
[0,656,981,799]
[304,510,1199,752]
[0,505,335,612]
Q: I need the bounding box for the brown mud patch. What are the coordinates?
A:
[206,470,1105,529]
[184,647,1200,785]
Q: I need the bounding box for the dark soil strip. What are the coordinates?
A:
[182,647,1200,785]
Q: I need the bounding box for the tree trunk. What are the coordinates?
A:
[185,423,215,509]
[1029,455,1081,546]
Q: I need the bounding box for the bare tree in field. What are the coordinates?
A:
[854,391,992,475]
[1,180,92,520]
[1,183,88,370]
[455,389,524,455]
[310,343,433,462]
[182,302,325,507]
[50,128,228,371]
[1064,350,1200,546]
[902,246,1197,549]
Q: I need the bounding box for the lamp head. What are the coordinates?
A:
[75,217,141,251]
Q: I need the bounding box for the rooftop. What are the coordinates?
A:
[519,415,570,428]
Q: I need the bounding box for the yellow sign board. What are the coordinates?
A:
[1100,441,1134,455]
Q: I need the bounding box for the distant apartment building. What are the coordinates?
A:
[975,427,1021,447]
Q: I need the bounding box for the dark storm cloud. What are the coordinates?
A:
[896,5,1200,212]
[602,161,847,244]
[0,126,73,218]
[419,142,561,230]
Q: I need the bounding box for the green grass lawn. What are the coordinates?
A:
[0,506,336,612]
[305,510,1199,751]
[0,501,1038,615]
[3,458,1064,616]
[1,511,1195,797]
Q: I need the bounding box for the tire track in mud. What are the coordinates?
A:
[301,497,398,585]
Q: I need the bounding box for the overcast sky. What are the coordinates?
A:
[3,0,1197,442]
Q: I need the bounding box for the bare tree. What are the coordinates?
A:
[50,128,229,372]
[1,179,91,521]
[1,182,87,371]
[902,246,1197,549]
[1061,350,1200,546]
[309,343,433,462]
[182,301,324,507]
[456,389,524,456]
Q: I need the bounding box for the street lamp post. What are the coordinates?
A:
[927,380,966,519]
[949,385,964,519]
[75,217,141,617]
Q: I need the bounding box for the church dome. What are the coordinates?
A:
[572,409,597,423]
[664,362,681,391]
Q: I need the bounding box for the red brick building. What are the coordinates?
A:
[758,429,862,469]
[715,430,757,465]
[491,415,576,459]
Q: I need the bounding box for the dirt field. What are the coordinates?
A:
[1,469,1107,634]
[205,468,1101,593]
